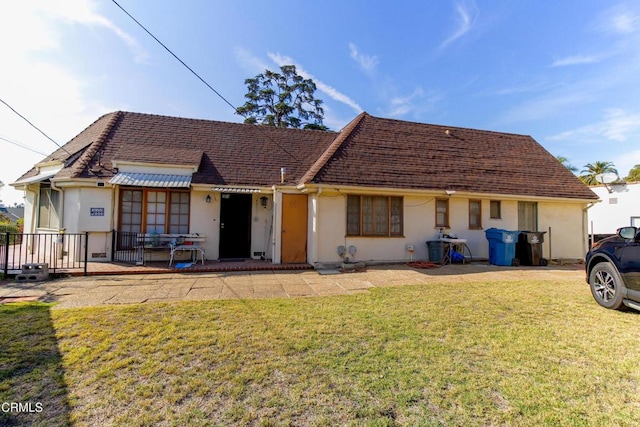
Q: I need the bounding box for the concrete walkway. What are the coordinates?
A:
[0,263,584,309]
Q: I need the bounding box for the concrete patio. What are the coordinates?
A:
[0,263,585,309]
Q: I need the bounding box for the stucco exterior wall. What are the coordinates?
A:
[62,187,114,261]
[537,201,588,259]
[311,192,588,265]
[189,190,220,260]
[587,182,640,234]
[312,194,514,264]
[185,191,273,261]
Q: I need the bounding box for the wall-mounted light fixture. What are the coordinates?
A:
[260,196,268,208]
[445,190,456,197]
[205,194,211,203]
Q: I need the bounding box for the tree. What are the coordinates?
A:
[624,164,640,182]
[236,65,328,130]
[579,161,618,185]
[556,156,578,173]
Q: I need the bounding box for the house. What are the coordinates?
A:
[587,181,640,238]
[0,206,24,223]
[11,111,598,266]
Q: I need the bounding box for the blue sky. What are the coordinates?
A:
[2,0,640,206]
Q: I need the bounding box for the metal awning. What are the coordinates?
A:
[212,187,262,193]
[109,172,192,188]
[12,170,58,185]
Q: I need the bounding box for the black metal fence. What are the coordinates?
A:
[1,232,88,276]
[111,230,141,264]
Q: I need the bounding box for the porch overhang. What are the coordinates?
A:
[109,172,192,188]
[12,169,58,186]
[212,186,262,193]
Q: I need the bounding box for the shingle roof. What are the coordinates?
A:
[15,110,597,200]
[16,112,118,182]
[303,113,597,200]
[18,111,337,186]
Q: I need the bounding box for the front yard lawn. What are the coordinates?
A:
[2,277,639,426]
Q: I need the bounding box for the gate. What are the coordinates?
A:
[1,232,88,276]
[111,230,141,264]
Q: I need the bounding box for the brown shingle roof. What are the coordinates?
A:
[51,111,338,186]
[303,113,597,200]
[16,110,597,200]
[15,112,118,182]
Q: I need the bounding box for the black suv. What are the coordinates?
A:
[585,226,640,311]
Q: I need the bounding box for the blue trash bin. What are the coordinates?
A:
[485,228,520,266]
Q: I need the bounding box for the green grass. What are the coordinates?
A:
[2,278,640,426]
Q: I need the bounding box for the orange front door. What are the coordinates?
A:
[281,194,308,263]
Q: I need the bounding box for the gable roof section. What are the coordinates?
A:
[304,113,597,200]
[15,110,597,201]
[25,111,337,186]
[15,111,120,183]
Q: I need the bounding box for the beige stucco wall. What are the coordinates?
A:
[188,190,273,261]
[537,201,588,259]
[58,187,113,261]
[311,192,588,265]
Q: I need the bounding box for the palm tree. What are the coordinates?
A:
[556,156,578,173]
[579,161,618,185]
[625,164,640,182]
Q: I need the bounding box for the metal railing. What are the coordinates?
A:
[1,232,88,276]
[111,230,142,264]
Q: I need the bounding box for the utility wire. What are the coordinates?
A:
[0,135,48,156]
[110,1,299,161]
[111,0,238,113]
[0,97,70,155]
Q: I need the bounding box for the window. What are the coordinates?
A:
[346,195,403,236]
[37,184,60,229]
[169,192,190,234]
[490,200,501,219]
[435,198,449,228]
[146,191,167,233]
[119,189,190,233]
[518,201,537,231]
[120,189,143,233]
[469,200,482,229]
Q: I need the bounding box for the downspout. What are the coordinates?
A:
[271,185,279,264]
[110,184,117,262]
[50,180,64,231]
[314,187,323,265]
[50,180,65,260]
[26,184,38,254]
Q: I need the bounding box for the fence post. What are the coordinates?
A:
[3,232,9,276]
[111,229,116,262]
[84,232,89,276]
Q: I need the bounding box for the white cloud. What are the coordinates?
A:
[551,55,602,67]
[0,0,138,205]
[599,4,640,34]
[439,0,479,49]
[268,53,363,114]
[383,87,426,118]
[613,149,640,178]
[349,43,379,73]
[234,48,271,74]
[549,108,640,143]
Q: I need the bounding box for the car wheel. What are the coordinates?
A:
[589,262,626,310]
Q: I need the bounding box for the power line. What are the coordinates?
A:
[111,0,238,113]
[110,1,299,161]
[0,135,48,156]
[0,97,70,155]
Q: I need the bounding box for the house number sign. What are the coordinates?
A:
[90,208,105,217]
